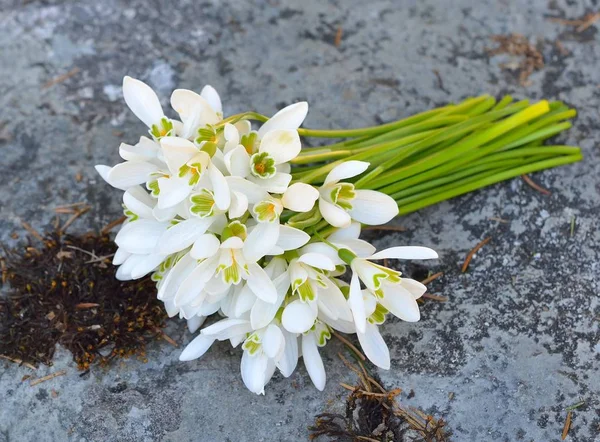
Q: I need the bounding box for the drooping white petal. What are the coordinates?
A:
[246,262,278,304]
[328,222,362,242]
[112,247,131,266]
[119,137,159,162]
[324,160,370,185]
[160,136,200,175]
[190,233,220,260]
[224,145,251,177]
[318,313,356,334]
[123,76,164,128]
[264,256,288,279]
[277,330,299,377]
[175,257,220,307]
[282,183,319,212]
[318,281,353,322]
[297,253,335,271]
[348,190,399,226]
[130,253,167,279]
[116,254,144,281]
[356,322,390,370]
[248,172,292,194]
[262,324,285,359]
[319,198,352,228]
[228,191,248,219]
[234,120,252,137]
[95,165,112,185]
[107,162,159,190]
[250,272,289,329]
[201,318,252,341]
[200,85,222,114]
[259,130,301,164]
[224,123,240,146]
[241,351,268,395]
[157,254,197,301]
[300,242,342,266]
[115,220,167,254]
[276,225,310,251]
[333,238,377,258]
[152,203,180,223]
[208,162,230,211]
[243,222,280,262]
[348,272,367,333]
[282,300,317,333]
[232,284,256,317]
[170,89,220,125]
[156,176,192,209]
[258,102,308,137]
[369,246,439,261]
[276,162,291,174]
[156,217,213,255]
[179,334,215,361]
[379,283,421,322]
[302,333,326,391]
[187,315,206,333]
[401,278,428,299]
[225,177,269,203]
[123,186,155,219]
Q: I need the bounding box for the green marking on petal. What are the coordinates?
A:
[150,117,174,140]
[190,189,215,218]
[123,205,139,222]
[179,161,204,186]
[308,321,331,347]
[242,332,261,355]
[368,303,388,325]
[294,279,315,302]
[221,220,248,241]
[147,179,160,197]
[195,125,218,144]
[250,152,276,179]
[369,263,402,289]
[253,200,280,223]
[330,182,356,210]
[240,132,258,155]
[151,272,162,282]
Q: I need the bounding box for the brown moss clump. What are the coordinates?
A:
[0,230,167,370]
[309,352,449,441]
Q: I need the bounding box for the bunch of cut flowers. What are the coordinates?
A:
[97,77,580,394]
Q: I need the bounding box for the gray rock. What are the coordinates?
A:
[0,0,598,441]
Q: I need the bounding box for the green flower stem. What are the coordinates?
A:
[390,157,534,201]
[372,118,574,195]
[395,153,582,215]
[364,101,550,191]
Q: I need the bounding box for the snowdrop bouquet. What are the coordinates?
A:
[97,77,580,394]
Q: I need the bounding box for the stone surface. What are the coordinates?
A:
[1,0,599,441]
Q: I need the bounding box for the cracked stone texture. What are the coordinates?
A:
[1,0,599,441]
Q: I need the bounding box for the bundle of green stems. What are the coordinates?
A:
[227,95,581,232]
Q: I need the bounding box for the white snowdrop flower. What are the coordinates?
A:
[240,323,286,394]
[169,223,279,311]
[284,161,399,228]
[223,102,308,193]
[282,252,352,334]
[170,86,223,141]
[301,222,376,265]
[113,186,172,280]
[122,76,174,140]
[340,245,438,333]
[301,320,331,391]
